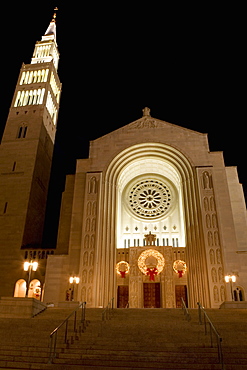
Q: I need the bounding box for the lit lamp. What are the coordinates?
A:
[224,274,236,301]
[24,260,38,297]
[69,276,80,301]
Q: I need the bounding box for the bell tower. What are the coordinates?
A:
[0,8,62,297]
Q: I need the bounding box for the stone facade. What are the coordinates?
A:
[43,109,247,308]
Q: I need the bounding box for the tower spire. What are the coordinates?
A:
[44,7,58,41]
[31,7,60,70]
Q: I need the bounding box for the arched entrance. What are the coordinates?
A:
[28,279,42,299]
[14,279,42,299]
[92,142,210,308]
[14,279,26,297]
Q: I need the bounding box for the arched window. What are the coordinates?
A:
[234,287,245,301]
[17,124,28,139]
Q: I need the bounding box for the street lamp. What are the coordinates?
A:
[69,276,80,301]
[24,260,38,297]
[224,274,236,301]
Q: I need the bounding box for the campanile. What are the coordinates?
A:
[0,9,61,297]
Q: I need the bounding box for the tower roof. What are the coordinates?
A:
[44,7,58,41]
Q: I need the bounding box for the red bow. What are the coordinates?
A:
[178,270,184,278]
[146,267,158,281]
[120,271,126,278]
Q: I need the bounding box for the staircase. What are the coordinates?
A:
[0,306,246,369]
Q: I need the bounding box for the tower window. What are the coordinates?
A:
[3,202,8,214]
[17,125,28,139]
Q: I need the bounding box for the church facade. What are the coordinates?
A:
[44,107,247,309]
[1,12,247,309]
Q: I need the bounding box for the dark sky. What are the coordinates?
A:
[0,4,246,246]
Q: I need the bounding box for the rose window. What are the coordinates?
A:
[128,180,172,219]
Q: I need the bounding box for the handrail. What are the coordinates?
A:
[102,297,114,321]
[181,297,191,321]
[197,302,224,369]
[48,302,86,363]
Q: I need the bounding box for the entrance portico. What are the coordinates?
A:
[116,236,188,309]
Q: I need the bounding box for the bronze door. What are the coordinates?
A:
[143,283,161,308]
[175,285,188,308]
[117,286,129,308]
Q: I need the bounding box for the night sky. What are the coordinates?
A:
[0,4,246,247]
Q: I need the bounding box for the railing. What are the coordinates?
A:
[197,302,224,369]
[181,297,191,321]
[102,297,114,321]
[48,302,87,363]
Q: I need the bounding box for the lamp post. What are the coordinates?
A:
[24,260,38,297]
[224,274,236,301]
[69,276,80,301]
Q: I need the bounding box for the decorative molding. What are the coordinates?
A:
[128,117,160,129]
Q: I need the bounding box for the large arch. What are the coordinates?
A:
[94,142,210,308]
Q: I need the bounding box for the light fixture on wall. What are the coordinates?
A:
[23,260,38,297]
[224,274,236,301]
[69,276,80,301]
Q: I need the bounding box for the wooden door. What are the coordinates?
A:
[143,283,161,308]
[117,286,129,308]
[175,285,188,308]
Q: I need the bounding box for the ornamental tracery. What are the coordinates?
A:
[128,179,172,219]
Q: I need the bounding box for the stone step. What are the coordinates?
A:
[0,360,226,370]
[0,307,247,370]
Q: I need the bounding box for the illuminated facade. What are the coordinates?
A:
[0,11,61,299]
[44,108,247,309]
[1,12,247,309]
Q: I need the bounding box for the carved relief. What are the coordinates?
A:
[84,235,89,248]
[144,232,156,246]
[80,173,101,307]
[88,269,93,284]
[87,202,92,216]
[220,285,225,301]
[214,231,219,246]
[90,235,95,249]
[218,267,223,283]
[86,218,91,232]
[211,268,217,283]
[216,249,221,264]
[92,201,97,216]
[204,197,209,212]
[82,270,87,283]
[212,214,218,228]
[87,287,92,303]
[209,249,215,264]
[202,171,212,189]
[83,251,88,266]
[89,252,94,266]
[210,197,215,211]
[214,286,219,302]
[130,118,158,129]
[198,168,224,307]
[88,177,97,194]
[91,218,96,232]
[206,214,211,228]
[208,231,213,246]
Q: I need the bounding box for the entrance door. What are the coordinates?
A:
[143,283,161,308]
[175,285,188,308]
[117,286,129,308]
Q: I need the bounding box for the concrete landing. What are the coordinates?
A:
[0,297,46,318]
